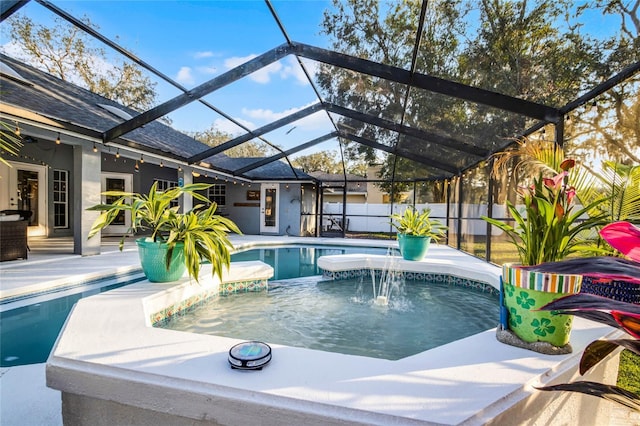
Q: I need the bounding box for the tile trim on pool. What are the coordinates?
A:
[321,268,499,296]
[150,278,268,327]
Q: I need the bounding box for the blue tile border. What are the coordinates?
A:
[151,278,268,327]
[321,268,499,297]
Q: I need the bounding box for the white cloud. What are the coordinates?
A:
[175,66,195,85]
[194,51,214,59]
[280,56,316,85]
[213,117,256,136]
[241,102,329,131]
[224,54,287,84]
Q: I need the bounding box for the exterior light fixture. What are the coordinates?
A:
[55,133,61,144]
[135,161,139,171]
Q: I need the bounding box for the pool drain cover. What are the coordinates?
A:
[228,341,272,370]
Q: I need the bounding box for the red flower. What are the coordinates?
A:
[559,159,575,171]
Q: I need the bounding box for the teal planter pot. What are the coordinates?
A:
[136,238,186,282]
[397,234,431,261]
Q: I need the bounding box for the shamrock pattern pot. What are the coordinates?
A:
[502,264,583,347]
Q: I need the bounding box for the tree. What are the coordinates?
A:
[291,151,343,174]
[187,126,276,158]
[5,15,157,112]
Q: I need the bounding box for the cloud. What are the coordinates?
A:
[280,57,317,85]
[223,54,284,84]
[175,66,195,85]
[213,117,256,136]
[194,51,214,59]
[241,102,329,131]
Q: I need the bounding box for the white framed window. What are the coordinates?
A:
[154,179,179,208]
[208,184,226,206]
[53,169,68,228]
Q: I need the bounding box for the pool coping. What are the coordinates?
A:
[46,241,621,425]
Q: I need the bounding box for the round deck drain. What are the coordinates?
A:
[228,341,272,370]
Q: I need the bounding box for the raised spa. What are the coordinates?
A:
[47,240,622,425]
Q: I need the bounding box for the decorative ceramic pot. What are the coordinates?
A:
[136,238,186,282]
[397,234,431,261]
[502,264,583,347]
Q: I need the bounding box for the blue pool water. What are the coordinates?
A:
[163,276,499,360]
[0,274,147,367]
[0,245,393,367]
[230,245,396,280]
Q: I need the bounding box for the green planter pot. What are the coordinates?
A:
[397,234,431,261]
[502,264,583,347]
[136,238,186,282]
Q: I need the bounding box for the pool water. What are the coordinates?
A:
[163,276,499,360]
[0,274,146,367]
[230,245,396,280]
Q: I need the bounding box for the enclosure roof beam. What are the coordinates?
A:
[233,132,338,175]
[293,43,560,122]
[189,102,324,163]
[337,131,458,175]
[326,103,487,157]
[0,0,29,22]
[103,43,293,143]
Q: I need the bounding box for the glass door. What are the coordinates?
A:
[100,173,132,235]
[8,162,47,236]
[260,183,279,234]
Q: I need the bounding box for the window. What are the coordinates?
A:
[154,179,178,208]
[53,169,68,228]
[208,184,226,206]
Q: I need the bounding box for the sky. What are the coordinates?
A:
[0,0,629,160]
[2,0,340,156]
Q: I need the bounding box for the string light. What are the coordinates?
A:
[135,160,139,171]
[55,133,61,144]
[160,160,164,167]
[140,154,144,164]
[93,142,98,152]
[14,122,20,136]
[178,166,182,172]
[115,149,120,158]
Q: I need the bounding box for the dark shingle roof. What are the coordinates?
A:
[0,54,310,181]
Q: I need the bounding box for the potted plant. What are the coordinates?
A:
[534,223,640,412]
[389,206,447,261]
[482,159,608,351]
[88,182,241,283]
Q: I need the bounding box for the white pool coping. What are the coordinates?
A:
[46,243,619,425]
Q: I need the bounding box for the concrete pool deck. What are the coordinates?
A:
[1,236,638,425]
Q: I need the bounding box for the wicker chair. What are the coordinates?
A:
[0,210,30,261]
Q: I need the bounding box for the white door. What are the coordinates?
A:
[101,172,133,235]
[260,183,279,234]
[8,161,47,236]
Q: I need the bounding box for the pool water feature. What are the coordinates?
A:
[162,276,498,360]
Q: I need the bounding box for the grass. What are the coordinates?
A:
[618,350,640,395]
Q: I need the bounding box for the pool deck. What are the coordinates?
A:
[1,236,638,425]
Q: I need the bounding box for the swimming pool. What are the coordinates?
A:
[230,244,396,280]
[0,244,392,367]
[47,240,619,425]
[163,275,498,360]
[0,272,146,367]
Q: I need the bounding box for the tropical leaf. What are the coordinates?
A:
[580,339,640,375]
[536,381,640,412]
[0,120,23,167]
